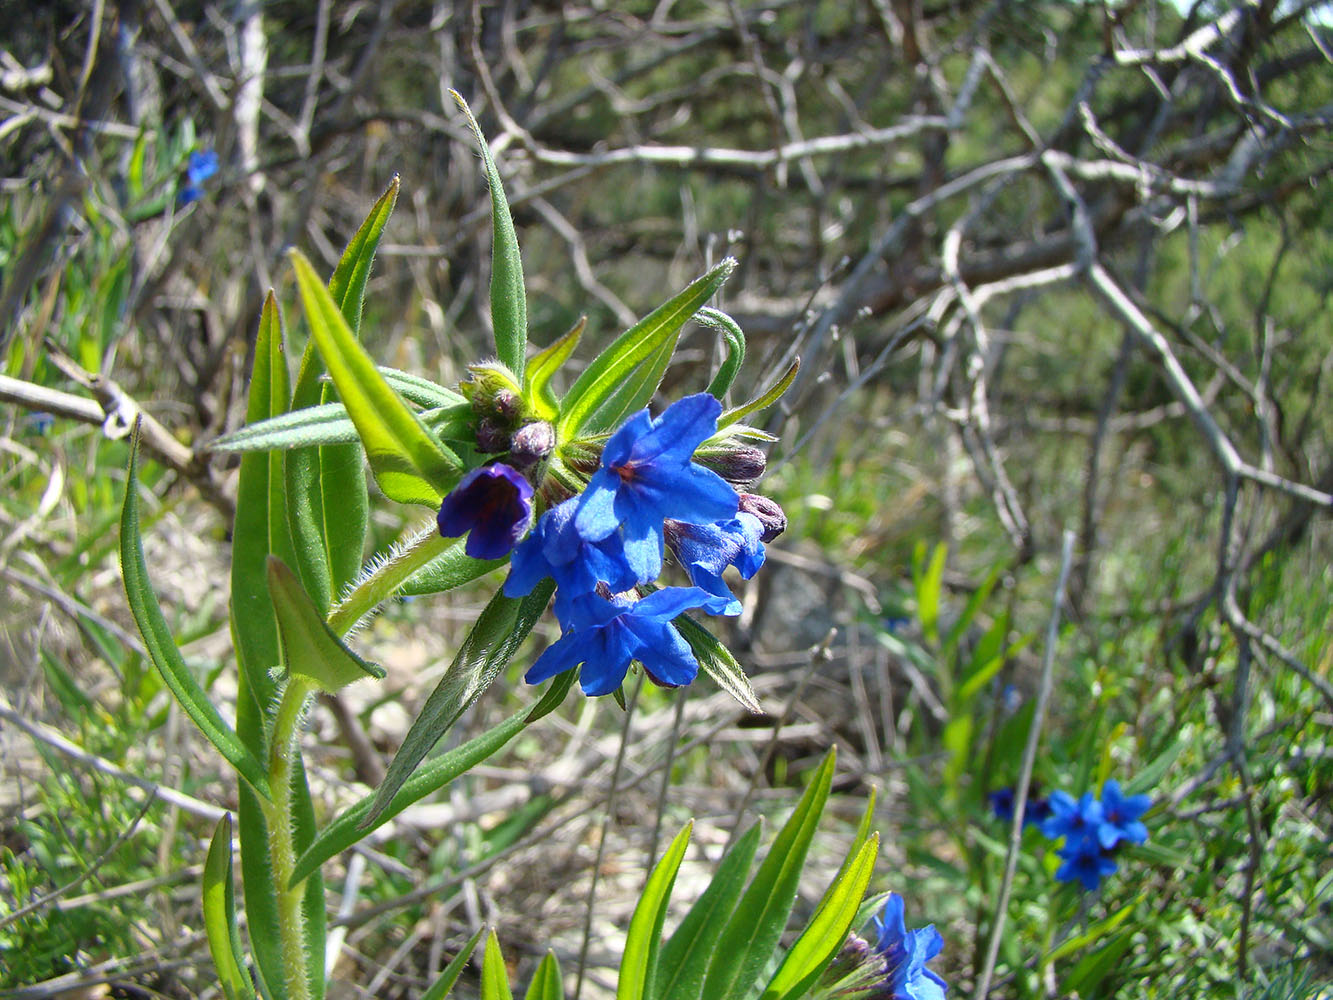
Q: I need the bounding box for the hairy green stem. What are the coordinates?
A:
[262,677,316,1000]
[326,522,450,636]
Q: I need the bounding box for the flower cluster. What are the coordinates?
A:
[436,392,783,697]
[991,779,1151,891]
[179,149,219,205]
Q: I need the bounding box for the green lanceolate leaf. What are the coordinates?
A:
[702,750,837,1000]
[525,317,584,420]
[120,428,270,799]
[656,822,763,1000]
[481,931,516,1000]
[452,90,527,381]
[523,952,565,1000]
[212,402,473,454]
[760,833,880,1000]
[331,175,399,338]
[379,367,468,409]
[620,822,693,1000]
[202,815,257,1000]
[558,259,736,439]
[362,579,557,827]
[266,556,385,693]
[421,927,487,1000]
[675,614,760,714]
[697,308,746,400]
[719,359,799,430]
[289,249,462,506]
[399,538,505,598]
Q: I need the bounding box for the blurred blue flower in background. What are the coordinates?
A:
[179,149,219,205]
[1097,779,1151,849]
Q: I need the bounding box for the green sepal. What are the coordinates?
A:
[619,822,693,1000]
[759,833,880,1000]
[481,930,516,1000]
[702,749,837,1000]
[422,927,487,1000]
[362,579,557,828]
[697,307,746,399]
[266,556,385,693]
[452,90,527,381]
[525,317,585,420]
[289,249,463,505]
[675,614,760,714]
[523,952,565,1000]
[202,815,258,1000]
[288,669,573,887]
[719,359,800,430]
[558,259,735,438]
[119,427,271,800]
[656,823,762,1000]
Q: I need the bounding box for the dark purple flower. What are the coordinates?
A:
[436,463,533,560]
[573,394,738,584]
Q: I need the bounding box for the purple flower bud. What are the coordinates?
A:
[475,417,511,453]
[494,389,522,421]
[695,444,767,485]
[509,420,555,467]
[436,464,534,560]
[738,493,786,542]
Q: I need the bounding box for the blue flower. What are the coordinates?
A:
[989,786,1051,826]
[1055,837,1119,892]
[179,149,219,205]
[664,512,765,616]
[436,463,533,560]
[524,587,714,696]
[504,496,639,603]
[1040,790,1104,844]
[573,394,738,584]
[871,893,948,1000]
[1096,779,1150,849]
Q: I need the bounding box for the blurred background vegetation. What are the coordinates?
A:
[1,0,1330,997]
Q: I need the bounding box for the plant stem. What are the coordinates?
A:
[263,676,316,1000]
[326,522,451,636]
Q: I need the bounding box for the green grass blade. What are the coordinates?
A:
[523,952,565,1000]
[289,249,462,506]
[421,927,487,1000]
[451,91,527,380]
[202,815,257,1000]
[702,750,837,1000]
[656,822,762,1000]
[120,429,270,799]
[619,822,693,1000]
[760,833,880,1000]
[482,931,516,1000]
[557,259,735,439]
[362,579,555,827]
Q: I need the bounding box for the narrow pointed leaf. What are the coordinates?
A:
[525,317,584,420]
[267,556,385,693]
[202,815,257,1000]
[760,833,880,1000]
[330,175,399,338]
[481,931,516,1000]
[120,429,270,799]
[290,668,575,887]
[289,249,462,505]
[421,926,487,1000]
[719,359,799,430]
[697,308,746,399]
[212,403,472,454]
[399,538,504,598]
[378,367,468,409]
[702,750,837,1000]
[657,823,763,1000]
[363,579,556,827]
[675,614,760,714]
[523,952,565,1000]
[452,91,527,380]
[619,822,693,1000]
[558,259,735,438]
